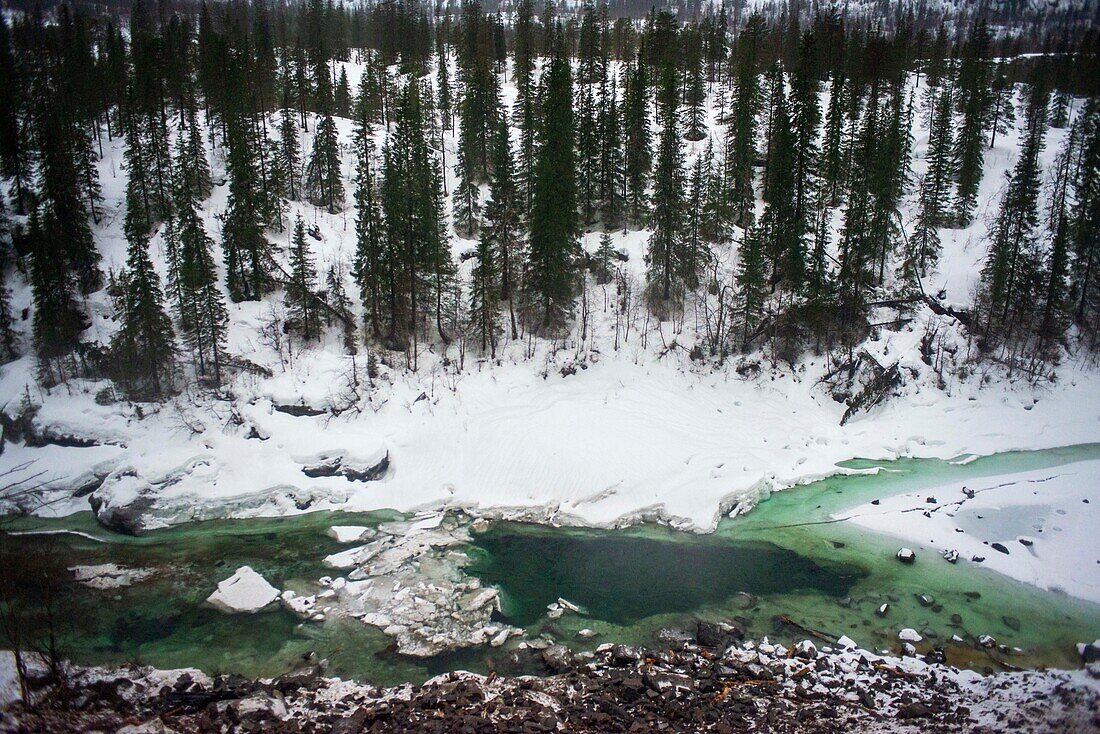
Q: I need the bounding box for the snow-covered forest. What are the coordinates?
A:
[0,0,1098,728]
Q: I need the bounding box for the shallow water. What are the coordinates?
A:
[1,444,1097,683]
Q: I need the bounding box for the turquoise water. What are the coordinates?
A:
[1,444,1097,682]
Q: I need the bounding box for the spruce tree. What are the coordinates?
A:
[645,60,691,312]
[278,107,302,201]
[469,225,500,356]
[305,73,345,212]
[1071,101,1100,337]
[735,224,768,345]
[683,28,708,142]
[112,180,177,400]
[977,84,1049,343]
[725,14,763,229]
[622,54,651,226]
[0,201,17,363]
[287,215,322,342]
[483,116,522,340]
[903,85,954,285]
[954,20,993,225]
[522,27,578,333]
[353,137,386,340]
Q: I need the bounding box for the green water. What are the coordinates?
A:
[1,443,1098,683]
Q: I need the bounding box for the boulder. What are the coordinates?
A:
[898,628,922,643]
[941,549,959,564]
[896,548,916,564]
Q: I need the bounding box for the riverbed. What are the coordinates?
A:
[1,444,1097,684]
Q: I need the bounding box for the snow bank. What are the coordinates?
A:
[844,460,1100,603]
[205,566,280,613]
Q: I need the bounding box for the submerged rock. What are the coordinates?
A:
[896,548,916,564]
[206,566,280,613]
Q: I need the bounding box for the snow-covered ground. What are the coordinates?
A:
[1,57,1098,607]
[843,459,1100,604]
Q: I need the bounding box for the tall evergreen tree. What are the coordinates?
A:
[1071,101,1100,338]
[287,215,322,341]
[622,54,651,226]
[353,137,386,340]
[645,60,691,312]
[977,84,1049,343]
[483,117,522,340]
[954,20,993,225]
[903,84,954,285]
[523,27,578,333]
[305,73,345,212]
[111,179,177,399]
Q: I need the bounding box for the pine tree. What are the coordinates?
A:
[111,178,177,399]
[353,137,386,340]
[977,84,1049,343]
[903,84,954,285]
[522,27,578,333]
[278,107,302,201]
[683,29,707,142]
[1071,101,1100,338]
[483,116,523,340]
[725,14,763,229]
[335,67,352,117]
[171,93,228,384]
[469,224,500,356]
[305,73,345,212]
[576,81,600,225]
[954,20,993,225]
[597,74,625,229]
[325,262,356,353]
[287,215,322,342]
[512,0,537,212]
[0,200,17,363]
[987,63,1016,149]
[645,60,691,312]
[735,224,768,345]
[591,231,617,285]
[622,54,651,226]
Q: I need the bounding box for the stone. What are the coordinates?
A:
[875,604,889,618]
[941,549,959,564]
[793,640,818,660]
[1077,641,1100,664]
[896,548,915,564]
[898,629,922,643]
[916,594,934,607]
[1002,616,1021,631]
[978,635,996,648]
[991,542,1010,555]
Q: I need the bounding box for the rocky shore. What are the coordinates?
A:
[4,630,1098,733]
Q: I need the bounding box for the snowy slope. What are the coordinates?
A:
[0,55,1097,553]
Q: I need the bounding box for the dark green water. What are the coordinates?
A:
[468,524,865,626]
[2,443,1098,683]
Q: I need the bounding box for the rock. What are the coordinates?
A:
[971,555,985,563]
[1002,616,1021,631]
[925,648,947,665]
[793,640,817,660]
[875,603,889,618]
[1077,641,1100,664]
[577,628,598,638]
[556,598,585,614]
[1018,537,1034,547]
[916,594,934,607]
[941,549,959,564]
[991,542,1010,555]
[902,643,917,656]
[836,635,858,650]
[541,645,575,673]
[978,635,996,648]
[696,621,742,649]
[70,563,154,589]
[964,591,981,600]
[950,614,963,625]
[896,548,915,564]
[206,566,280,613]
[898,628,922,643]
[897,701,933,719]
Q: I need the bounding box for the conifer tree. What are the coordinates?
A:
[1071,101,1100,337]
[576,81,600,225]
[903,85,954,285]
[0,201,17,363]
[287,215,322,342]
[598,74,625,229]
[305,73,345,212]
[987,63,1016,149]
[112,180,177,399]
[278,107,302,201]
[469,223,500,356]
[954,20,993,225]
[335,67,352,117]
[170,113,229,384]
[622,54,651,226]
[523,27,578,333]
[683,29,707,142]
[483,117,522,340]
[645,61,691,312]
[725,13,763,228]
[735,224,768,344]
[977,84,1049,343]
[512,0,537,212]
[353,137,386,340]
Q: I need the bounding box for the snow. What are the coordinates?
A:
[205,566,280,614]
[843,460,1100,603]
[0,56,1095,617]
[899,628,923,643]
[69,564,154,589]
[328,525,370,543]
